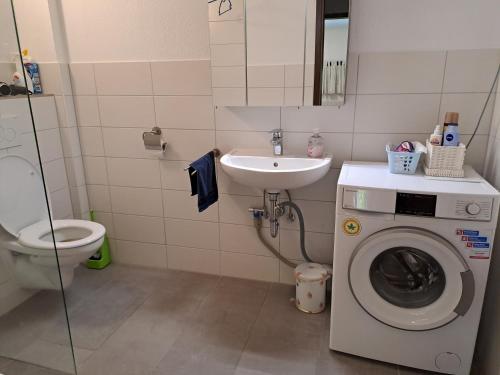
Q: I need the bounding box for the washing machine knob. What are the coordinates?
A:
[466,203,481,215]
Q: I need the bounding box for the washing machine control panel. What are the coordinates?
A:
[343,188,495,222]
[436,195,493,221]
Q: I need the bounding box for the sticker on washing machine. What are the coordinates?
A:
[461,236,488,242]
[456,229,479,236]
[467,242,491,259]
[343,218,361,236]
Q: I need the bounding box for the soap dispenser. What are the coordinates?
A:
[307,128,325,158]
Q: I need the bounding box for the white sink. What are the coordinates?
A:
[220,149,332,191]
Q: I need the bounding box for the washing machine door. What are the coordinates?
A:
[349,227,474,331]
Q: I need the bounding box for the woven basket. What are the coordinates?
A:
[424,140,465,177]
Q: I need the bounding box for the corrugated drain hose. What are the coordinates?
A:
[279,200,314,263]
[253,215,298,269]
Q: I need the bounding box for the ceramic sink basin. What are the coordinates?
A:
[220,149,332,192]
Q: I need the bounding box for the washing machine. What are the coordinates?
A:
[330,162,500,375]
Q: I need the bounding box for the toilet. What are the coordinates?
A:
[0,155,105,290]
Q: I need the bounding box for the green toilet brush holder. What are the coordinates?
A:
[86,210,111,270]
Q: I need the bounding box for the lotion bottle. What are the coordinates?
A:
[429,125,443,146]
[442,112,460,147]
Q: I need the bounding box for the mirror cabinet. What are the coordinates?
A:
[208,0,350,107]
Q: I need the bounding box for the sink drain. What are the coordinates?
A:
[273,162,279,167]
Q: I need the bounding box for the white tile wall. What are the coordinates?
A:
[69,63,97,95]
[167,245,219,275]
[1,96,75,220]
[165,218,219,250]
[212,66,246,88]
[106,158,161,188]
[209,21,245,45]
[56,77,89,220]
[443,49,500,93]
[69,48,500,285]
[356,51,446,94]
[155,96,214,129]
[354,94,441,133]
[151,60,212,96]
[94,62,153,95]
[74,96,100,127]
[114,240,167,269]
[109,186,163,217]
[99,96,156,128]
[210,44,245,67]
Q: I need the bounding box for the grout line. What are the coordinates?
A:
[71,91,494,98]
[350,54,360,161]
[149,60,170,268]
[93,210,334,234]
[436,51,449,124]
[91,65,115,235]
[233,279,271,371]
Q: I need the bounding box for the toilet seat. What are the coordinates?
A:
[18,220,106,250]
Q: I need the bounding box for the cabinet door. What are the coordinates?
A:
[246,0,308,107]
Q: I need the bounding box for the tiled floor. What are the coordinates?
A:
[0,265,435,375]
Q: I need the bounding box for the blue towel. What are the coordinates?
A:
[188,151,218,212]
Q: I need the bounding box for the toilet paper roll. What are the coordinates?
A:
[144,141,167,157]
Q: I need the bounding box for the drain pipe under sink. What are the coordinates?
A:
[251,190,314,265]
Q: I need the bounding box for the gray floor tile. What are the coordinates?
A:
[1,265,456,375]
[44,275,152,350]
[398,366,441,374]
[234,368,275,375]
[0,291,69,359]
[2,358,71,375]
[237,337,319,375]
[0,356,13,370]
[315,353,399,375]
[152,325,243,375]
[13,339,88,374]
[63,266,116,310]
[158,269,221,298]
[78,289,204,375]
[150,278,270,375]
[256,283,327,337]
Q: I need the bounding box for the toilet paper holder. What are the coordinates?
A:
[143,127,166,152]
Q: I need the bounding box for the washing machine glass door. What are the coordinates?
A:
[349,227,474,331]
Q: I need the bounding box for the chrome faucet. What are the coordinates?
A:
[270,129,283,156]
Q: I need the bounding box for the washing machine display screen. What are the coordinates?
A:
[369,247,446,309]
[396,193,436,216]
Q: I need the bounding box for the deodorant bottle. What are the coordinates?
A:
[442,112,460,146]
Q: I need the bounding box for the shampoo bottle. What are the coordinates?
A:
[22,49,42,94]
[307,128,325,158]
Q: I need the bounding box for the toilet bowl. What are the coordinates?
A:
[0,155,106,290]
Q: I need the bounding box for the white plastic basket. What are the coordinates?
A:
[386,144,423,174]
[424,140,465,177]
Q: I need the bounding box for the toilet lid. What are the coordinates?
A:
[0,156,49,237]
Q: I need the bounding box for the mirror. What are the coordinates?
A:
[207,0,350,107]
[246,0,307,106]
[307,0,350,106]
